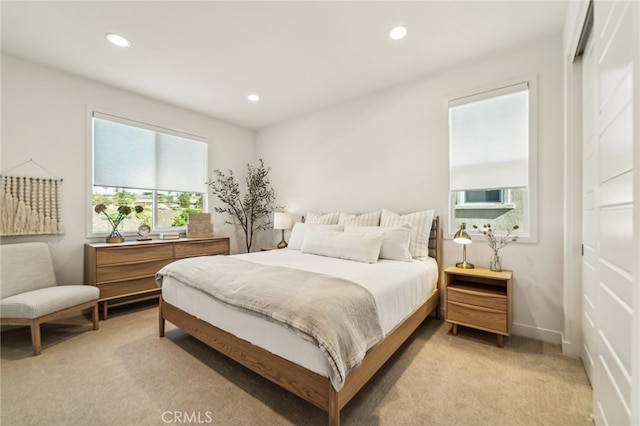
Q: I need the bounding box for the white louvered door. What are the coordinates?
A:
[581,30,597,385]
[585,1,639,424]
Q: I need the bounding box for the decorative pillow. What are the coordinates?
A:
[380,209,435,258]
[338,210,381,226]
[287,223,344,250]
[305,212,340,225]
[344,223,412,262]
[300,229,383,264]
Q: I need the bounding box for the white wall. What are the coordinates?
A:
[1,55,255,283]
[256,36,565,343]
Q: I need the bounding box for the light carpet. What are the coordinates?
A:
[1,302,593,425]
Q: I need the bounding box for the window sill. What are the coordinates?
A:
[455,203,515,210]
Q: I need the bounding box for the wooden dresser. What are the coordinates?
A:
[84,237,229,319]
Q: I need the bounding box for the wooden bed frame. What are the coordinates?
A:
[159,216,442,426]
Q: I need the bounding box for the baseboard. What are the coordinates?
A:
[512,322,563,344]
[561,334,581,357]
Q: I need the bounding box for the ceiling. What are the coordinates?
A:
[1,1,568,130]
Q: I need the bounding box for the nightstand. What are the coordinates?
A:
[444,265,512,347]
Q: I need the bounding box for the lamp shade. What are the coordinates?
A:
[453,223,472,244]
[273,212,293,230]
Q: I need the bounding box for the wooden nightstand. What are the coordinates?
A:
[444,265,512,347]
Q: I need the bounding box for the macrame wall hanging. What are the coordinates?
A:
[0,159,65,236]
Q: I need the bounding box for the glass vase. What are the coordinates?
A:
[490,251,502,272]
[106,228,124,244]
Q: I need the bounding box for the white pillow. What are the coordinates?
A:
[380,209,435,259]
[300,229,383,264]
[338,210,381,226]
[287,223,344,250]
[305,212,339,225]
[344,223,412,262]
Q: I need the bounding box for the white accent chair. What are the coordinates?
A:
[0,242,99,355]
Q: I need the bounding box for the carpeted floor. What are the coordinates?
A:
[1,302,593,426]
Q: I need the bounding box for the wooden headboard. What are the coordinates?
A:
[428,215,442,289]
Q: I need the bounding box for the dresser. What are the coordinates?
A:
[444,266,513,347]
[84,237,229,319]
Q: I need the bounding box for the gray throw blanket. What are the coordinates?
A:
[156,256,383,390]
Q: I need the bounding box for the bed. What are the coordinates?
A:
[157,215,441,426]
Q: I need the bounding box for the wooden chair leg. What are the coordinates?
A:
[158,299,165,337]
[30,319,42,356]
[92,303,100,330]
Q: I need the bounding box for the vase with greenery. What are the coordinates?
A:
[207,159,281,253]
[94,204,144,243]
[472,223,519,272]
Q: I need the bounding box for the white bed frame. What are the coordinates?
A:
[159,217,442,426]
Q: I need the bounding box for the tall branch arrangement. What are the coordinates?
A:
[207,159,281,253]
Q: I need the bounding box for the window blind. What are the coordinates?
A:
[93,114,206,193]
[449,83,529,191]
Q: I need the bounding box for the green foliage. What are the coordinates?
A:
[172,208,201,227]
[177,193,191,208]
[208,159,281,253]
[114,190,134,206]
[136,212,151,226]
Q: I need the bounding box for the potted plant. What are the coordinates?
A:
[94,204,144,243]
[207,159,281,253]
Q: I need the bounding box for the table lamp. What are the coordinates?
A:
[273,212,293,249]
[453,222,474,269]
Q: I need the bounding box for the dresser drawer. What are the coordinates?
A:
[447,301,507,334]
[96,259,173,283]
[96,244,173,266]
[174,239,229,258]
[448,283,507,311]
[97,276,160,300]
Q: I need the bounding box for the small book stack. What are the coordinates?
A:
[160,232,180,240]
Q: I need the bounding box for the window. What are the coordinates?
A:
[90,112,207,236]
[461,190,504,204]
[449,80,536,238]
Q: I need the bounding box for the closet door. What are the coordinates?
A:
[580,30,597,385]
[589,1,638,424]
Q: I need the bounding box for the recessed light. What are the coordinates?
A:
[389,26,407,40]
[248,94,260,102]
[106,33,131,47]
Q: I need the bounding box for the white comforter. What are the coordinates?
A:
[160,249,438,378]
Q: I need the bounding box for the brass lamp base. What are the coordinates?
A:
[277,230,288,249]
[455,260,475,269]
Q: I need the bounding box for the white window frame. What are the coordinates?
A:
[447,75,538,243]
[86,107,209,238]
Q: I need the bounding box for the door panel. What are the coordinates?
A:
[590,1,636,424]
[581,22,597,385]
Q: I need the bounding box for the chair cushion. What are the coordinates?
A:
[0,286,99,319]
[0,243,57,299]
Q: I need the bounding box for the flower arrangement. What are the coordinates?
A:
[472,223,519,271]
[94,204,143,243]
